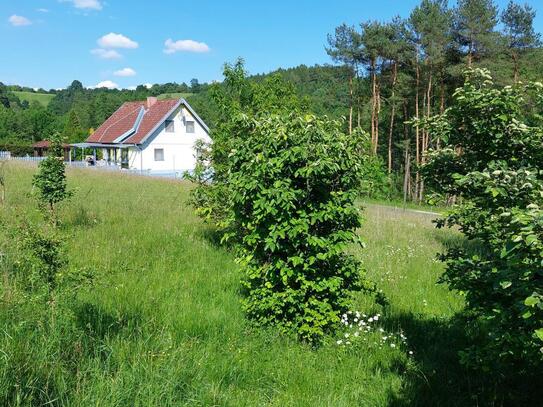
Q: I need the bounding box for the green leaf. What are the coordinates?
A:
[499,281,512,289]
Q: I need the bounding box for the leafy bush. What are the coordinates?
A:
[14,220,67,292]
[188,61,380,343]
[225,113,376,342]
[423,69,543,375]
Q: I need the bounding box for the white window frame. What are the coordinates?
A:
[186,120,195,133]
[154,148,164,161]
[165,119,175,133]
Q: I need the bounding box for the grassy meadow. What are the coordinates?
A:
[158,92,194,100]
[0,162,532,406]
[12,91,55,107]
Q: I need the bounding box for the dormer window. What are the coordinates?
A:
[165,119,175,133]
[186,120,195,133]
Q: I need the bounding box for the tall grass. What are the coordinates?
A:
[0,163,537,406]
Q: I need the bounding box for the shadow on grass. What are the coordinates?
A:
[74,302,143,340]
[195,225,228,249]
[385,312,543,406]
[61,205,100,230]
[433,227,486,257]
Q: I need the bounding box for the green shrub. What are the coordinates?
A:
[226,113,378,343]
[188,60,381,343]
[423,69,543,375]
[32,133,72,224]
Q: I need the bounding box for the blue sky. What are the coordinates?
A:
[2,0,543,90]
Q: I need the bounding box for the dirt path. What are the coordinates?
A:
[363,202,441,218]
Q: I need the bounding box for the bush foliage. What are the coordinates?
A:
[188,60,378,342]
[423,69,543,375]
[229,113,374,342]
[32,133,71,223]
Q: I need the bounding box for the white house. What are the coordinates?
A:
[79,97,210,174]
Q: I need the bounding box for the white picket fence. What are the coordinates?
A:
[2,153,187,179]
[6,155,46,163]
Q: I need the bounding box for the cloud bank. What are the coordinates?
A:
[8,15,32,26]
[114,68,137,77]
[164,39,210,54]
[98,33,138,49]
[91,48,122,59]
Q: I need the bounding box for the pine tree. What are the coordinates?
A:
[454,0,499,66]
[62,109,85,143]
[501,1,541,82]
[326,24,361,134]
[360,21,389,153]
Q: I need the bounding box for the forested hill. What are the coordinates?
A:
[0,64,350,151]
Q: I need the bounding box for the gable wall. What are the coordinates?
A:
[128,105,210,172]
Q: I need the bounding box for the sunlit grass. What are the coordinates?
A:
[12,91,55,107]
[1,162,512,406]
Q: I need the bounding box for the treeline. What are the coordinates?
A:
[325,0,542,202]
[0,79,207,150]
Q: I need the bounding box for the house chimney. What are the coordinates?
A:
[146,97,157,109]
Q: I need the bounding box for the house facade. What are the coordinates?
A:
[81,97,210,174]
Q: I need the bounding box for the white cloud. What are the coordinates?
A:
[163,38,210,54]
[143,83,153,89]
[8,15,32,26]
[98,33,138,49]
[93,80,119,89]
[91,48,122,59]
[61,0,103,10]
[114,67,136,77]
[127,86,137,91]
[37,8,49,13]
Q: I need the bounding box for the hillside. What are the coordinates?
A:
[157,92,194,100]
[12,91,55,107]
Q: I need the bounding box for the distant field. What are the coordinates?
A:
[157,92,194,100]
[12,91,55,107]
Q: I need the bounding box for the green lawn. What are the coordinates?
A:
[1,163,528,406]
[158,92,194,100]
[12,91,55,107]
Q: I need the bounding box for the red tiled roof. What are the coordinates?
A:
[86,101,145,143]
[85,99,181,145]
[125,99,180,144]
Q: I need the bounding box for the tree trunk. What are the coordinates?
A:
[418,70,432,203]
[467,39,473,67]
[388,61,398,173]
[414,57,421,201]
[348,74,353,134]
[402,98,410,202]
[438,72,445,150]
[356,68,361,128]
[375,76,381,155]
[513,52,519,83]
[371,58,377,152]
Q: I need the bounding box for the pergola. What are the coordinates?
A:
[32,140,71,160]
[70,142,136,165]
